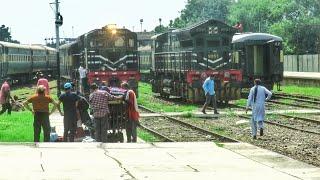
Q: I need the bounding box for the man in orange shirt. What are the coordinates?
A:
[121,82,139,143]
[24,85,57,142]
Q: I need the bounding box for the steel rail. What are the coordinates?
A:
[139,105,239,143]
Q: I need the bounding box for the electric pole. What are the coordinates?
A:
[53,0,63,96]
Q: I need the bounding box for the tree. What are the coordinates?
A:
[0,25,20,43]
[0,25,12,41]
[173,0,232,28]
[228,0,320,54]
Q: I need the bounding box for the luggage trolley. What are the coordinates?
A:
[107,97,128,143]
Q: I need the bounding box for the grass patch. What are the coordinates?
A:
[137,128,160,142]
[234,99,247,107]
[138,82,198,112]
[275,85,320,97]
[0,111,42,142]
[211,126,226,134]
[181,112,193,118]
[214,141,224,148]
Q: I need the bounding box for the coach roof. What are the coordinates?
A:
[232,33,283,43]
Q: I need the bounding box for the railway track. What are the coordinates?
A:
[138,105,238,143]
[232,102,320,136]
[239,114,320,135]
[243,91,320,109]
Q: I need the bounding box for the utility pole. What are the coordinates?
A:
[53,0,63,96]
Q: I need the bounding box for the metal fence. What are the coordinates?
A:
[284,54,320,72]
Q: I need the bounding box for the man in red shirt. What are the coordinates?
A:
[0,80,14,115]
[24,85,57,142]
[234,22,243,33]
[121,82,139,143]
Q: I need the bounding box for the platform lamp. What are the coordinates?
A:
[140,19,143,32]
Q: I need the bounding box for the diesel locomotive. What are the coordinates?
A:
[150,19,242,103]
[60,24,140,94]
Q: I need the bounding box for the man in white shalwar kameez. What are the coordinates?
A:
[246,79,272,139]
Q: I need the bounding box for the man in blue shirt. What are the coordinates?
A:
[201,74,218,114]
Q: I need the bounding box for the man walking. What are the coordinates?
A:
[89,83,120,143]
[246,79,272,139]
[24,85,57,142]
[121,83,140,143]
[0,80,14,115]
[57,82,80,142]
[201,74,218,114]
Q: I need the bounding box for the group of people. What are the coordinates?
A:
[201,75,272,140]
[1,70,271,142]
[21,76,140,143]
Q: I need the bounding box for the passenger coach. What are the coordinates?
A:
[231,33,283,90]
[0,41,56,84]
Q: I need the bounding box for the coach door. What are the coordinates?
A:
[0,46,8,78]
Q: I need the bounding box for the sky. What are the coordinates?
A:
[0,0,187,44]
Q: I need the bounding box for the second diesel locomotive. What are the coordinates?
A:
[151,19,242,103]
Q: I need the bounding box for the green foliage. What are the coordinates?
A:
[181,112,193,118]
[138,82,198,112]
[0,112,39,142]
[154,25,167,34]
[0,25,19,43]
[274,84,320,97]
[180,0,231,24]
[228,0,320,54]
[137,128,160,142]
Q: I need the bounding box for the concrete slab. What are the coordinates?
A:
[0,142,319,179]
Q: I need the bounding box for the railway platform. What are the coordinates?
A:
[0,142,319,179]
[283,71,320,86]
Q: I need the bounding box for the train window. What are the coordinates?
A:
[129,39,134,47]
[115,37,125,47]
[208,51,219,60]
[207,40,220,47]
[232,52,239,63]
[181,40,193,48]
